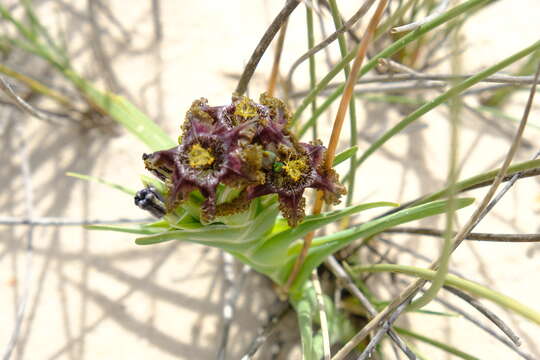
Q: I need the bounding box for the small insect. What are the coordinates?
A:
[134,187,166,218]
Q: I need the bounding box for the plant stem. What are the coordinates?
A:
[284,0,388,294]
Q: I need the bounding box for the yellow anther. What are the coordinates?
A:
[234,96,257,118]
[188,143,215,168]
[283,159,308,182]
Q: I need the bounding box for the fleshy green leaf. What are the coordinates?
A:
[250,201,398,267]
[135,202,279,250]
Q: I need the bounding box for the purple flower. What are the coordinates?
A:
[247,140,346,227]
[139,94,345,226]
[143,98,263,221]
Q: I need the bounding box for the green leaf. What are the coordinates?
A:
[66,172,136,196]
[250,202,398,267]
[63,70,175,151]
[134,202,279,250]
[418,158,540,205]
[285,198,475,297]
[333,146,358,166]
[86,224,160,235]
[295,282,322,360]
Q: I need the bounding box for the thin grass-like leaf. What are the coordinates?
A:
[66,172,136,196]
[418,159,540,204]
[292,0,492,123]
[64,71,175,151]
[352,264,540,325]
[333,146,358,166]
[86,225,159,235]
[395,327,480,360]
[355,40,540,169]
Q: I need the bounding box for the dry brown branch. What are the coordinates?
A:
[235,0,300,95]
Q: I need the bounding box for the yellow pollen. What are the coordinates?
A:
[234,97,257,118]
[283,159,308,182]
[188,143,215,168]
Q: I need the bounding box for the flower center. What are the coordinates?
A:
[283,159,308,182]
[188,143,215,168]
[234,97,258,118]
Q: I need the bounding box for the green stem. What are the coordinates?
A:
[327,0,358,206]
[305,5,318,140]
[408,22,462,310]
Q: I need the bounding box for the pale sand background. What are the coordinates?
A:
[0,1,539,359]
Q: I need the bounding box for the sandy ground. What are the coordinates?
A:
[1,1,539,359]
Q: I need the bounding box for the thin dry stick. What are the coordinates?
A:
[444,285,521,346]
[393,276,534,359]
[332,60,540,360]
[240,302,290,360]
[384,227,540,242]
[391,0,450,34]
[325,256,416,359]
[0,75,66,125]
[291,73,538,98]
[267,20,289,97]
[235,0,300,95]
[286,0,377,87]
[358,302,410,360]
[0,216,152,226]
[375,166,540,220]
[2,119,35,360]
[432,288,535,360]
[311,271,331,360]
[290,81,446,98]
[284,0,388,293]
[482,150,540,216]
[366,242,522,348]
[217,253,251,360]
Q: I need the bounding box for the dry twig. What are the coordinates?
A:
[384,227,540,243]
[240,302,290,360]
[2,118,35,360]
[217,253,251,360]
[325,256,416,359]
[235,0,300,95]
[391,0,450,34]
[286,0,377,88]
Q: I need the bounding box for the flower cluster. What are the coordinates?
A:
[137,93,346,226]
